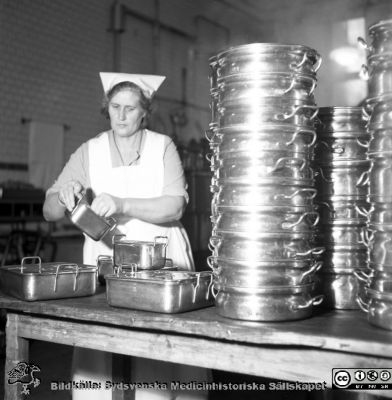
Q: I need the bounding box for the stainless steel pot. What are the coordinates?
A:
[368,229,392,266]
[211,209,319,235]
[214,282,323,321]
[209,256,321,287]
[315,160,370,197]
[321,247,369,269]
[315,268,367,310]
[216,43,321,78]
[357,287,392,331]
[360,58,392,100]
[316,200,370,224]
[218,100,318,129]
[209,125,316,156]
[314,136,369,162]
[211,182,317,209]
[113,235,168,270]
[316,107,368,134]
[316,223,368,246]
[368,128,392,154]
[217,73,317,103]
[209,233,322,261]
[369,156,392,200]
[358,19,392,58]
[212,151,313,182]
[355,268,392,292]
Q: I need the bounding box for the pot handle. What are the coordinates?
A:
[211,283,219,299]
[356,294,369,313]
[355,205,370,217]
[191,274,201,303]
[353,269,370,283]
[302,261,323,278]
[207,255,221,274]
[275,187,317,201]
[286,129,317,148]
[296,246,325,257]
[362,106,371,120]
[359,64,369,80]
[21,256,42,273]
[356,171,370,187]
[357,36,370,51]
[53,263,80,292]
[317,166,333,183]
[205,128,216,143]
[154,236,168,248]
[275,105,319,121]
[295,294,324,310]
[271,157,307,172]
[282,211,319,230]
[356,138,370,148]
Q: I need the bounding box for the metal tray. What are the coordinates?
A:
[105,269,214,313]
[0,256,97,301]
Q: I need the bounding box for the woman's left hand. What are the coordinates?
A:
[91,193,123,217]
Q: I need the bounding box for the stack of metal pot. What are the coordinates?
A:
[313,107,371,309]
[356,19,392,330]
[205,43,325,322]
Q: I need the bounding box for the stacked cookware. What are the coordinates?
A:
[356,19,392,330]
[205,43,324,321]
[313,107,371,309]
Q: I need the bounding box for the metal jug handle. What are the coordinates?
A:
[21,256,42,274]
[356,294,369,313]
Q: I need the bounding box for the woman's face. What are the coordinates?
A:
[108,89,146,137]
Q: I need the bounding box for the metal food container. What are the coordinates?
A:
[66,196,117,241]
[106,269,214,313]
[0,256,97,301]
[113,235,168,270]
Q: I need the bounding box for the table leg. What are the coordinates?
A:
[4,313,30,400]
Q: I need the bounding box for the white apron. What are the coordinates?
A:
[72,130,204,400]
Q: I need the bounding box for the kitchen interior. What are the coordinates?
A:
[1,0,392,399]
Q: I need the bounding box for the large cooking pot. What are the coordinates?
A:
[212,150,313,182]
[368,156,392,200]
[355,268,392,293]
[113,235,168,270]
[368,229,392,266]
[216,43,321,78]
[315,160,370,197]
[211,209,319,235]
[321,247,369,269]
[316,223,368,248]
[218,100,318,129]
[314,136,369,162]
[217,73,317,104]
[367,95,392,129]
[209,256,321,287]
[357,287,392,331]
[358,19,392,58]
[214,282,323,321]
[316,199,370,224]
[360,58,392,100]
[209,125,316,156]
[316,106,368,134]
[209,233,322,261]
[211,182,317,209]
[368,128,392,154]
[315,268,367,310]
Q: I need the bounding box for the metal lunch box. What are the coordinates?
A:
[66,196,117,241]
[105,268,214,313]
[0,256,97,301]
[113,235,168,270]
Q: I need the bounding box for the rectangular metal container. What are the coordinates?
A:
[106,270,214,313]
[0,257,97,301]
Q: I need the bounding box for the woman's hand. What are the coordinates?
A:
[57,180,84,212]
[91,193,123,217]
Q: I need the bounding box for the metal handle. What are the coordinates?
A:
[21,256,42,273]
[359,64,369,80]
[112,233,126,245]
[107,217,117,231]
[356,138,370,148]
[357,36,369,51]
[271,157,307,173]
[206,255,221,274]
[295,294,324,310]
[362,106,371,120]
[356,294,369,313]
[317,166,333,183]
[296,246,325,257]
[191,274,200,303]
[356,171,370,187]
[313,53,322,72]
[285,129,317,148]
[209,235,222,249]
[289,52,309,70]
[53,264,80,292]
[302,261,323,278]
[211,283,219,299]
[281,211,319,230]
[274,188,317,201]
[355,205,370,217]
[353,269,370,283]
[275,105,319,121]
[206,274,214,300]
[283,75,317,95]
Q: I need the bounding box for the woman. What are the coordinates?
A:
[43,73,207,400]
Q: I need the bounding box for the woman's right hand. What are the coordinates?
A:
[57,180,84,211]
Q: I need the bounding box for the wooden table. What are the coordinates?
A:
[0,289,391,399]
